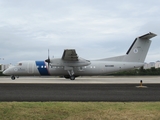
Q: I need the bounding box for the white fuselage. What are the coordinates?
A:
[3,60,144,77]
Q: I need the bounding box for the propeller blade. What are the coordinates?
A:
[48,49,50,63]
[45,49,51,68]
[48,49,50,68]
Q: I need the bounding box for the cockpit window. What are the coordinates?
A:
[18,63,22,66]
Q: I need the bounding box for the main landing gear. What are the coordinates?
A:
[66,68,76,80]
[64,75,76,80]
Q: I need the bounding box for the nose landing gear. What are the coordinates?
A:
[11,75,15,80]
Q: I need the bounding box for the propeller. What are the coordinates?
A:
[45,49,51,67]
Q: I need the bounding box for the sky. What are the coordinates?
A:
[0,0,160,64]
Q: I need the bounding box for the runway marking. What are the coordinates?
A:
[136,86,148,88]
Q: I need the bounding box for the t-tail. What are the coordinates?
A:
[123,32,157,63]
[104,32,157,63]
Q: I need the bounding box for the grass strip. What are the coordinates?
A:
[0,102,160,120]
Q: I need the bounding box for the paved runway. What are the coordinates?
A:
[1,76,160,84]
[0,76,160,102]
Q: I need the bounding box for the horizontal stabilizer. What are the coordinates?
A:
[139,32,157,39]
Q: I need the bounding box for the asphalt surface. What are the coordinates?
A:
[0,83,160,102]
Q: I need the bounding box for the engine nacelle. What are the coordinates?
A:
[50,58,91,67]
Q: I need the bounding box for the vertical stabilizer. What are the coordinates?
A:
[123,32,157,62]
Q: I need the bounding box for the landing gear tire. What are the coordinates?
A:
[11,76,15,80]
[70,76,75,80]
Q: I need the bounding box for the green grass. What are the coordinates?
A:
[0,102,160,120]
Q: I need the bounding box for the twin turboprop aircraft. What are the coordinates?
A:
[3,32,157,80]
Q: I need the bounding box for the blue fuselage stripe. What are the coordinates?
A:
[35,61,50,75]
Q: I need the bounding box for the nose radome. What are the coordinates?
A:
[3,69,7,75]
[3,69,10,75]
[3,65,15,75]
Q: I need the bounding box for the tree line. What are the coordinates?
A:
[110,67,160,76]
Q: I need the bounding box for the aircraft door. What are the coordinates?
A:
[28,62,34,74]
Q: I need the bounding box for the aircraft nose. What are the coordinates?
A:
[3,69,10,75]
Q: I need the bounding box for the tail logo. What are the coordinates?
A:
[133,48,138,53]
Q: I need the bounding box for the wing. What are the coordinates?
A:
[62,49,78,61]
